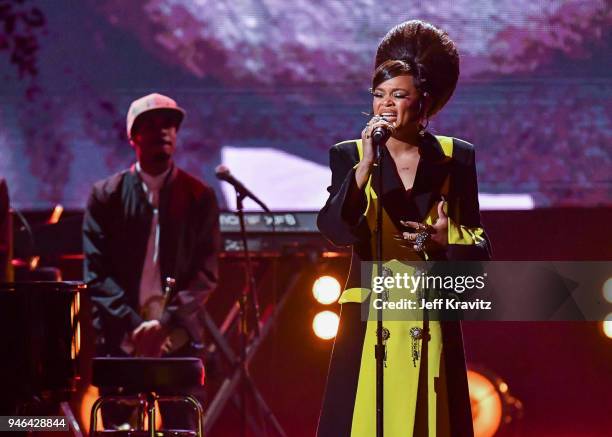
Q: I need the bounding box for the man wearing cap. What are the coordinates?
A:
[83,93,220,360]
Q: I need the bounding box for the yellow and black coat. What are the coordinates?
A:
[316,133,491,436]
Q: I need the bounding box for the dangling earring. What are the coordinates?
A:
[419,118,429,136]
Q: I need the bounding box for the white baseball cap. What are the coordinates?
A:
[126,93,186,138]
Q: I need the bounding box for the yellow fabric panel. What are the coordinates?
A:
[331,136,472,434]
[351,318,446,436]
[338,287,370,304]
[355,137,453,260]
[352,139,377,231]
[356,139,363,160]
[349,259,449,436]
[435,135,453,158]
[448,218,487,246]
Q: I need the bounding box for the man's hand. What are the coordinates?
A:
[131,320,167,357]
[161,327,190,355]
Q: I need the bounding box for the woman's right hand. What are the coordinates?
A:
[356,115,395,188]
[360,115,395,163]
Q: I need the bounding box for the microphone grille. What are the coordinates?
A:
[215,164,230,178]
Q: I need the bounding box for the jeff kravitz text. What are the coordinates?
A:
[370,270,493,312]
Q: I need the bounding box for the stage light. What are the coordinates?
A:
[80,385,99,433]
[48,204,64,224]
[468,367,523,437]
[468,369,503,437]
[312,310,339,340]
[29,256,40,270]
[70,292,80,360]
[602,313,612,339]
[312,275,341,305]
[603,277,612,303]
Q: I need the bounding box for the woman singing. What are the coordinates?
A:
[316,20,491,437]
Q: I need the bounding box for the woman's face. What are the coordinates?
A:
[372,74,421,132]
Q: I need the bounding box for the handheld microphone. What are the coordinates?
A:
[371,125,391,144]
[215,165,270,212]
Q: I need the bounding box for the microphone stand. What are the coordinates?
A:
[374,138,386,437]
[235,189,262,437]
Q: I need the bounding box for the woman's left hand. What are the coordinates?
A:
[396,200,448,252]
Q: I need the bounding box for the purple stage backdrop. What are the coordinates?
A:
[0,0,610,210]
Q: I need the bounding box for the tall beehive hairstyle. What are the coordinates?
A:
[375,20,459,117]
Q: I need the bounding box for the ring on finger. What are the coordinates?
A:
[414,231,429,252]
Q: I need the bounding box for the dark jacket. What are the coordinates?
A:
[83,165,220,355]
[316,134,490,437]
[317,134,491,270]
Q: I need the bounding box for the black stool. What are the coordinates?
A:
[90,357,205,437]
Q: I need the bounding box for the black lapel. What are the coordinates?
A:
[370,133,452,229]
[370,148,413,231]
[411,133,452,221]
